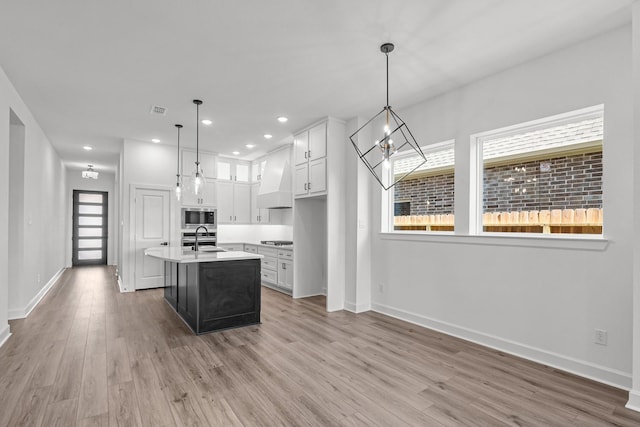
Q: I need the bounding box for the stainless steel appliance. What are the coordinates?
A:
[182,207,216,229]
[182,230,217,249]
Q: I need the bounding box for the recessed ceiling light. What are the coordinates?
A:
[277,116,288,123]
[264,134,273,139]
[152,138,160,143]
[201,119,213,126]
[246,144,255,149]
[82,145,93,151]
[232,151,240,155]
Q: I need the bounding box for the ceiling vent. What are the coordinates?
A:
[149,105,168,116]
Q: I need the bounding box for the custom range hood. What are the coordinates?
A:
[256,156,292,209]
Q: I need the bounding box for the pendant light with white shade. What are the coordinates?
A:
[174,124,183,201]
[190,99,207,199]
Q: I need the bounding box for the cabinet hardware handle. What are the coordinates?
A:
[308,182,311,190]
[308,150,311,158]
[304,183,307,191]
[230,216,232,221]
[304,151,307,159]
[234,215,236,221]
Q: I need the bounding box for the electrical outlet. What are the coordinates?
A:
[594,329,608,346]
[378,283,384,293]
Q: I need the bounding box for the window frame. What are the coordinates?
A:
[470,104,604,237]
[385,139,455,233]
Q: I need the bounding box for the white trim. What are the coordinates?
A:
[372,302,631,390]
[344,301,371,313]
[626,390,640,413]
[117,275,132,293]
[0,324,11,349]
[473,104,604,143]
[129,183,174,292]
[8,268,65,320]
[294,291,325,299]
[379,231,608,251]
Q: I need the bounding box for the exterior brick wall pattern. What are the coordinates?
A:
[394,150,602,216]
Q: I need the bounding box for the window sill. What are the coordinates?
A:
[379,231,609,251]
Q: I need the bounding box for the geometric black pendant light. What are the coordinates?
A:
[349,43,427,190]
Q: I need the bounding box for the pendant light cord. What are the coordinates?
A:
[196,103,200,166]
[177,125,180,177]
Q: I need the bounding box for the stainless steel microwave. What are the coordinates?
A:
[181,208,217,229]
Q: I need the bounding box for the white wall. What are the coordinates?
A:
[629,0,640,411]
[119,139,179,291]
[218,223,292,244]
[369,26,634,388]
[0,64,67,325]
[65,169,116,266]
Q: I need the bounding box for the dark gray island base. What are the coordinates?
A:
[163,259,261,334]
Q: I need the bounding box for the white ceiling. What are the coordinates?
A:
[0,0,633,173]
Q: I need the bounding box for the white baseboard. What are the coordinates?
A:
[8,268,65,320]
[294,291,325,299]
[117,275,133,293]
[371,302,632,390]
[627,390,640,412]
[0,324,11,349]
[344,300,371,313]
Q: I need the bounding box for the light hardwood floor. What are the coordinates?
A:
[1,266,639,426]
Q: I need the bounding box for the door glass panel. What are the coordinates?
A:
[79,205,103,215]
[78,239,102,248]
[78,216,103,226]
[78,227,103,237]
[79,193,103,203]
[78,250,102,260]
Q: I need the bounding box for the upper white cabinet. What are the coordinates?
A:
[217,157,250,183]
[295,121,328,198]
[251,158,267,182]
[182,149,216,180]
[217,181,251,224]
[250,183,270,224]
[181,181,216,207]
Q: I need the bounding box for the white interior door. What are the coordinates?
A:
[134,188,170,290]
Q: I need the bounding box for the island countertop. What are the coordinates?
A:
[145,246,263,264]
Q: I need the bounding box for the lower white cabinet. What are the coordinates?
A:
[278,259,293,291]
[258,246,293,294]
[219,243,243,251]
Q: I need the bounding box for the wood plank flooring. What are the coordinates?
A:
[1,265,639,426]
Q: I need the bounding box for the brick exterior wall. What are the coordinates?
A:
[394,172,455,215]
[483,150,602,212]
[393,150,602,215]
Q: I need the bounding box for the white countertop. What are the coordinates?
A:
[220,242,294,250]
[145,246,263,264]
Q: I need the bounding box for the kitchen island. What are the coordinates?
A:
[145,247,263,334]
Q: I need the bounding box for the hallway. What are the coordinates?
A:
[0,266,639,426]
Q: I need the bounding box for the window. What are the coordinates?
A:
[477,106,603,235]
[390,141,455,232]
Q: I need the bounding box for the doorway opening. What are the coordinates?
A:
[72,190,108,266]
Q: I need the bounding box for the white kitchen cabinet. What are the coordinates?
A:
[219,243,243,251]
[218,157,250,182]
[216,181,250,224]
[294,121,328,198]
[251,158,267,182]
[243,244,258,254]
[181,180,216,207]
[295,158,326,197]
[182,149,216,179]
[278,259,293,292]
[250,183,270,224]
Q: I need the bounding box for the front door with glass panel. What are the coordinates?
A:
[72,190,108,266]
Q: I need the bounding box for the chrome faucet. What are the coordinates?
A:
[194,225,208,252]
